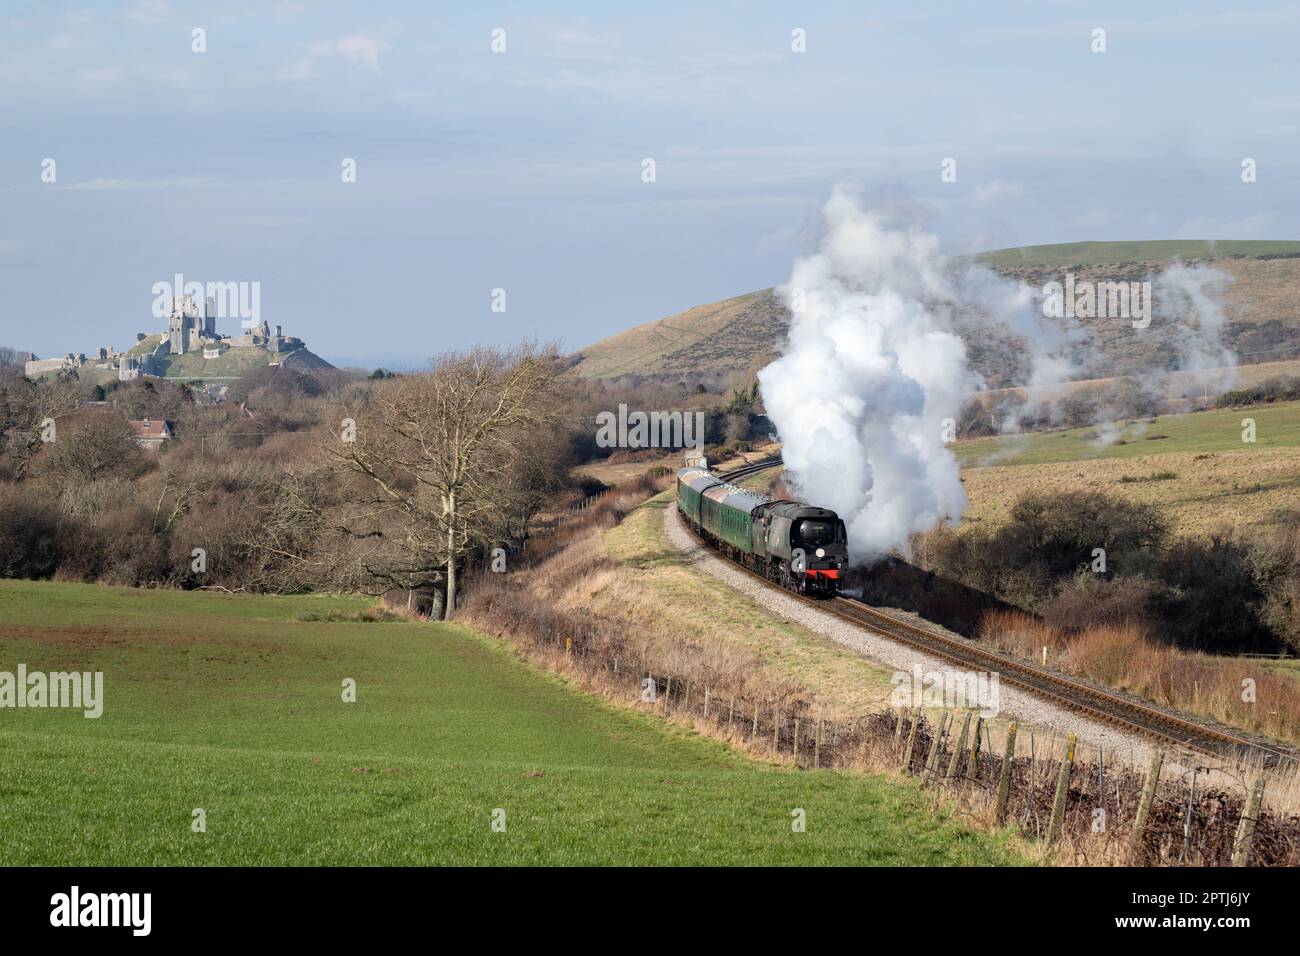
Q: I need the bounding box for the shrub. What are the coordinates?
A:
[1041,572,1160,633]
[1151,536,1277,654]
[0,487,70,579]
[995,490,1168,579]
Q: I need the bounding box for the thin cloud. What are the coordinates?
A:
[282,34,388,80]
[60,176,209,191]
[971,179,1025,206]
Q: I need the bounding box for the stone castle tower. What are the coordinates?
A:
[167,296,214,354]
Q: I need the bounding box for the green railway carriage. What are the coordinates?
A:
[676,467,767,553]
[701,483,768,552]
[676,467,714,527]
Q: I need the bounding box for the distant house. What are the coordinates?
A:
[128,419,174,450]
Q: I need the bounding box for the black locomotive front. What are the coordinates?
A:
[758,501,848,595]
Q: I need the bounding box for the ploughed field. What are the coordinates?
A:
[0,580,1020,865]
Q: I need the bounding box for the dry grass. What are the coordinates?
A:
[979,610,1300,744]
[474,480,879,719]
[959,447,1300,539]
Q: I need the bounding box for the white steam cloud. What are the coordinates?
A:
[1152,262,1238,391]
[758,187,1078,562]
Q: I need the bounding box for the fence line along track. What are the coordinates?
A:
[707,458,1297,769]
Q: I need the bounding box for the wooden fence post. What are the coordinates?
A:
[793,719,801,764]
[704,687,710,720]
[922,712,949,788]
[815,718,823,769]
[1130,749,1165,862]
[1047,733,1076,846]
[893,707,905,742]
[994,722,1018,825]
[1181,768,1198,864]
[964,717,984,781]
[901,707,921,773]
[1232,775,1266,867]
[946,712,972,779]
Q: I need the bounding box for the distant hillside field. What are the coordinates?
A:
[571,240,1300,387]
[0,580,1020,865]
[956,399,1300,538]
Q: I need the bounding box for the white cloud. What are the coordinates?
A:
[1072,207,1110,229]
[970,179,1025,206]
[336,34,385,69]
[282,34,388,80]
[122,1,172,26]
[76,68,120,84]
[61,177,208,191]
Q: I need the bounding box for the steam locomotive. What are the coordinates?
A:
[676,466,848,595]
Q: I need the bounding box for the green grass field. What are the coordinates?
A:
[0,580,1020,866]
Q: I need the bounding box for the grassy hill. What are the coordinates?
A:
[23,335,335,386]
[569,289,787,383]
[122,334,334,382]
[975,239,1300,269]
[0,580,1019,865]
[572,240,1300,386]
[155,346,333,381]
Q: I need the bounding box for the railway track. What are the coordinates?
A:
[709,458,1297,768]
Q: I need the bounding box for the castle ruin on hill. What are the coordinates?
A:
[25,295,307,381]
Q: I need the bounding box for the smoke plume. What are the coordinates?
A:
[758,187,1076,562]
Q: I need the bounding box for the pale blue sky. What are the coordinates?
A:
[1,1,1296,367]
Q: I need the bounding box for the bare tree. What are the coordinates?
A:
[330,342,562,617]
[0,372,81,478]
[34,409,142,486]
